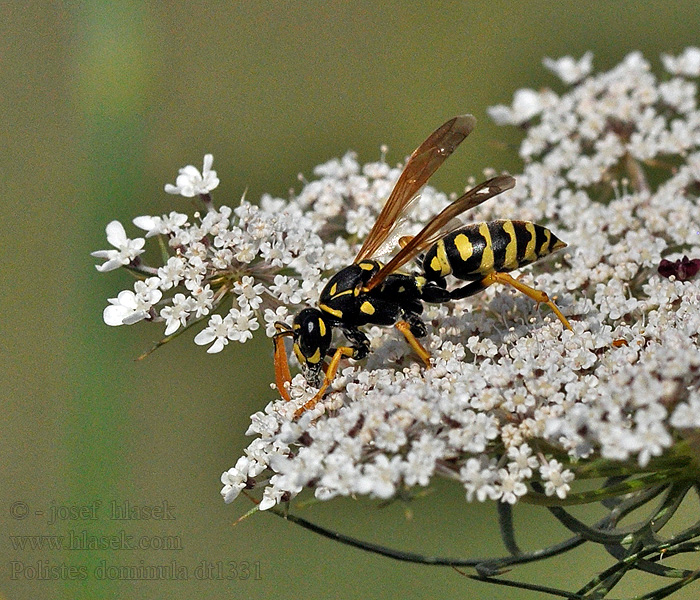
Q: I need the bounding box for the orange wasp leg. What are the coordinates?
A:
[395,320,431,367]
[294,346,356,418]
[273,329,294,402]
[481,272,573,331]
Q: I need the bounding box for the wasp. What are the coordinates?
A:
[274,115,571,415]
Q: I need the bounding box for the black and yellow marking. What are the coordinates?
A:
[428,239,452,277]
[423,220,566,282]
[453,232,473,262]
[318,260,384,322]
[319,303,343,318]
[360,301,376,315]
[522,222,537,263]
[500,220,518,270]
[478,222,495,273]
[297,346,321,365]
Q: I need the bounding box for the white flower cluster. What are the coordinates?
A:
[92,51,700,512]
[93,153,447,349]
[216,50,700,510]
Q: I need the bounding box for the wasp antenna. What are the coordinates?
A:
[273,322,294,337]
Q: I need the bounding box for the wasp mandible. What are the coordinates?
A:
[274,115,572,415]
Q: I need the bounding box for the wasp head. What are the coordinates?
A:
[291,308,332,386]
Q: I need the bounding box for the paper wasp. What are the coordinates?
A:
[274,115,571,415]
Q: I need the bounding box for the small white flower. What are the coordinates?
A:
[634,421,672,468]
[567,155,605,187]
[403,434,445,486]
[234,241,257,264]
[506,443,539,478]
[258,477,287,510]
[227,305,260,342]
[659,79,697,114]
[133,211,189,237]
[495,468,528,505]
[259,241,292,268]
[362,160,390,179]
[269,275,303,305]
[233,276,265,309]
[670,395,700,429]
[164,154,220,197]
[190,284,214,318]
[460,457,499,502]
[220,456,253,503]
[157,256,187,290]
[661,47,700,77]
[488,89,545,125]
[194,314,235,353]
[543,52,594,84]
[92,221,145,272]
[182,256,207,290]
[539,459,574,499]
[345,206,373,238]
[357,454,401,499]
[247,217,274,241]
[211,248,234,270]
[160,293,193,335]
[103,278,162,326]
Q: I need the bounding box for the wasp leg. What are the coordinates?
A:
[487,272,572,331]
[294,346,355,418]
[395,320,431,367]
[404,312,427,338]
[273,331,294,402]
[341,327,371,360]
[450,272,572,331]
[448,277,489,300]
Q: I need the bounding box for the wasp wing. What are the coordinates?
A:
[364,174,516,291]
[354,115,477,263]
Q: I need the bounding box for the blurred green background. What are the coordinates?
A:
[2,2,699,599]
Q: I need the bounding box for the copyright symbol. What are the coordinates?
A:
[10,501,29,519]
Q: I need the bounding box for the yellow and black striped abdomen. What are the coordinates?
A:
[423,220,566,281]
